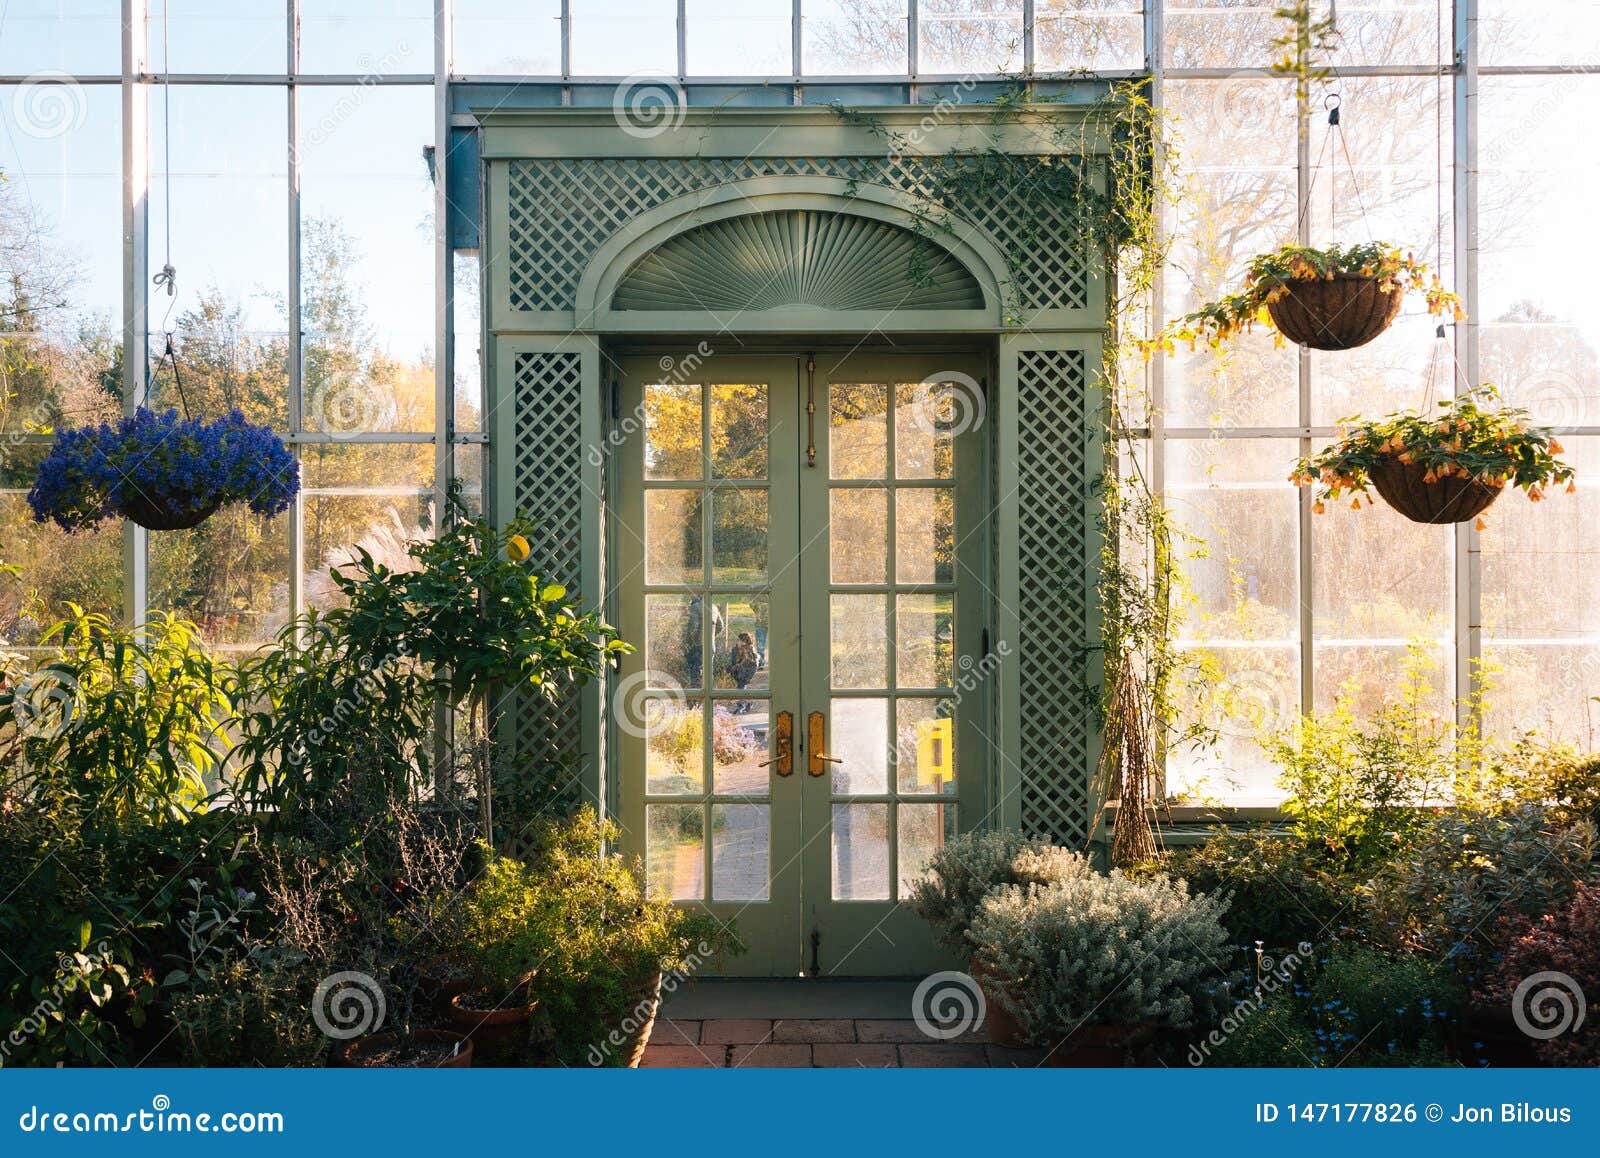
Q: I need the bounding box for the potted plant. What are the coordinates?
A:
[907,830,1092,1046]
[27,407,299,532]
[522,808,742,1067]
[447,853,546,1034]
[1291,388,1574,527]
[1148,242,1462,354]
[967,870,1233,1065]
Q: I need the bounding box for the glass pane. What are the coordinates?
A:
[148,507,290,646]
[896,594,954,688]
[1169,643,1299,806]
[0,0,120,73]
[896,698,956,795]
[646,700,705,794]
[687,0,793,76]
[803,0,907,74]
[646,594,701,690]
[302,493,431,611]
[645,382,703,480]
[0,493,123,644]
[298,0,431,75]
[918,0,1023,73]
[895,488,954,584]
[646,804,705,901]
[452,0,562,74]
[1034,1,1143,72]
[712,803,770,901]
[894,380,960,479]
[299,86,434,434]
[831,594,888,689]
[711,489,768,583]
[148,1,286,74]
[570,0,677,74]
[831,803,890,901]
[453,251,483,430]
[897,803,957,896]
[712,596,769,692]
[645,489,703,584]
[830,488,888,583]
[830,697,889,795]
[710,383,767,479]
[148,85,288,426]
[1485,644,1600,743]
[711,703,769,796]
[830,382,889,479]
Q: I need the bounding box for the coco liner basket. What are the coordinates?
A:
[119,492,223,532]
[1265,273,1405,351]
[1367,456,1501,525]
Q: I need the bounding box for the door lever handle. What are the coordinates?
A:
[760,710,794,775]
[807,711,839,776]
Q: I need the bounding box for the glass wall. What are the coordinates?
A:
[2,2,1596,801]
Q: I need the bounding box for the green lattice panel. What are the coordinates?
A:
[509,351,586,780]
[504,156,1090,315]
[1015,348,1096,846]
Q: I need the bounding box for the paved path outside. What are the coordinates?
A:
[641,1017,1048,1068]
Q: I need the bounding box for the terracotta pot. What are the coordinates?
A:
[621,972,665,1069]
[1368,456,1501,525]
[121,492,222,532]
[1266,274,1404,351]
[969,959,1028,1047]
[342,1029,473,1068]
[1043,1022,1157,1068]
[447,988,540,1030]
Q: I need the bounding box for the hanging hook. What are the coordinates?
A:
[1324,92,1341,127]
[153,263,176,296]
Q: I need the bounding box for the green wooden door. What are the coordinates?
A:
[614,351,988,977]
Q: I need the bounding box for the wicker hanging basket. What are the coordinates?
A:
[1266,273,1405,351]
[1367,457,1502,525]
[120,492,222,532]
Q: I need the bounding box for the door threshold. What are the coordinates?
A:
[661,978,919,1020]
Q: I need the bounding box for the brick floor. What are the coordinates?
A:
[635,1019,1041,1067]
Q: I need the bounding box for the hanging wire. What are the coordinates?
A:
[152,1,177,337]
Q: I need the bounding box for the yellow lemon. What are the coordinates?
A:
[505,533,531,563]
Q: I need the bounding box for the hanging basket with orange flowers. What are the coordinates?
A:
[1290,388,1575,528]
[1145,242,1463,355]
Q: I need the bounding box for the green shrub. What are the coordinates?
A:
[167,948,324,1067]
[1174,828,1350,952]
[969,870,1232,1041]
[906,829,1092,955]
[1366,804,1595,972]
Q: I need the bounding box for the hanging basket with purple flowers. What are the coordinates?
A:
[27,407,300,533]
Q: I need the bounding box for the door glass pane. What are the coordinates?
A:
[645,489,703,583]
[712,596,769,692]
[896,593,955,688]
[711,383,768,479]
[830,697,889,795]
[712,702,769,796]
[894,379,960,479]
[646,699,704,794]
[896,698,956,795]
[898,803,958,896]
[646,594,701,690]
[830,488,888,582]
[711,489,768,583]
[713,803,770,901]
[832,803,890,901]
[830,382,889,479]
[645,382,703,480]
[646,804,705,900]
[895,487,955,583]
[831,594,888,689]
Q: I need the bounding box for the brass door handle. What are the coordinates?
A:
[806,711,841,777]
[759,710,794,776]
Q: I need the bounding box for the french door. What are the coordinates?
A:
[613,351,989,977]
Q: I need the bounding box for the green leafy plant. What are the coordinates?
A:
[906,829,1092,955]
[1148,242,1462,355]
[1291,387,1574,518]
[1268,1,1342,102]
[969,870,1233,1041]
[1174,828,1351,953]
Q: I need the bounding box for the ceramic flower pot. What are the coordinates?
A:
[1266,274,1404,351]
[969,958,1028,1047]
